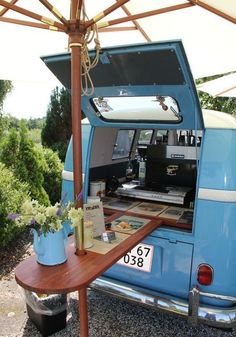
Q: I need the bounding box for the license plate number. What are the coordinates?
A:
[117,243,154,272]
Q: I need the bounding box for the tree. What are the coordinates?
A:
[41,86,72,161]
[0,163,29,247]
[197,91,236,115]
[0,123,50,205]
[39,147,63,204]
[0,80,12,110]
[0,80,13,138]
[196,74,236,115]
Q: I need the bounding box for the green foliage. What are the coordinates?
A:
[0,163,29,247]
[196,74,236,115]
[28,128,42,145]
[0,124,50,205]
[27,117,45,130]
[198,91,236,115]
[39,147,63,204]
[0,80,12,110]
[41,86,72,161]
[0,80,13,138]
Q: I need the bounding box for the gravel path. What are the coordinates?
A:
[1,230,236,337]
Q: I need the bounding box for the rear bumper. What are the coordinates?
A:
[90,277,236,329]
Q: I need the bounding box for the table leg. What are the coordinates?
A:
[78,288,89,337]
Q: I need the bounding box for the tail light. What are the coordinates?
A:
[197,264,213,286]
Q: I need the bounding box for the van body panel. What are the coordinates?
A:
[198,129,236,190]
[105,236,193,299]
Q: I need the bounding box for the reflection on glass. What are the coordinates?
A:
[112,129,135,160]
[92,96,181,122]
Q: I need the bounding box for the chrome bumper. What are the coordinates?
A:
[90,277,236,329]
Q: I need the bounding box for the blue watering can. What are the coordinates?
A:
[33,227,68,266]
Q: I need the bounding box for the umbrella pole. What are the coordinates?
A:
[69,22,85,255]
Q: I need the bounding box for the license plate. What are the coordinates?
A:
[117,243,154,272]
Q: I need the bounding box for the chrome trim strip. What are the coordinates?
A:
[198,188,236,202]
[90,277,236,328]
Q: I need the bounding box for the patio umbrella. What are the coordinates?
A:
[197,72,236,97]
[0,2,235,336]
[0,1,236,82]
[0,0,236,256]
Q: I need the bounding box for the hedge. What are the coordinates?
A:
[0,163,29,247]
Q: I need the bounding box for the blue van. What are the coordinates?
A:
[43,40,236,328]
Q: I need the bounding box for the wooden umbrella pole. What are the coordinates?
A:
[69,4,86,255]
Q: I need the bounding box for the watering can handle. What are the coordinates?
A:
[63,227,68,246]
[33,229,44,256]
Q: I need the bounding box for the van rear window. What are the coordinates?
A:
[92,96,181,123]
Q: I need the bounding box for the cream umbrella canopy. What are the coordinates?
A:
[197,72,236,97]
[0,1,236,81]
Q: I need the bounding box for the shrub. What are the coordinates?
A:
[0,125,50,205]
[0,163,29,247]
[40,147,63,204]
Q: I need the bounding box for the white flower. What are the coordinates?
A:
[46,206,57,217]
[68,207,84,228]
[35,213,46,225]
[54,220,62,231]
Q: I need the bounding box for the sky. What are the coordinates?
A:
[1,1,236,119]
[3,80,61,120]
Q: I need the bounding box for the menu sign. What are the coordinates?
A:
[84,202,105,237]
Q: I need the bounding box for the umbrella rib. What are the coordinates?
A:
[96,2,194,29]
[117,1,151,42]
[85,0,130,29]
[0,0,65,31]
[99,26,137,32]
[0,0,18,16]
[0,15,64,31]
[188,0,236,24]
[39,0,68,26]
[216,86,236,97]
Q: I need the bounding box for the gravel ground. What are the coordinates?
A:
[1,230,236,337]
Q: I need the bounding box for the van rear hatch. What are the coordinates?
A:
[42,40,203,130]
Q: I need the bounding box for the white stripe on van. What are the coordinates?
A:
[62,170,74,181]
[198,188,236,202]
[62,170,85,182]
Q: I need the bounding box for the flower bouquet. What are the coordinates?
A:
[10,199,83,236]
[9,199,84,265]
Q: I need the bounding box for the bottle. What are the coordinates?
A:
[139,157,146,185]
[126,158,134,181]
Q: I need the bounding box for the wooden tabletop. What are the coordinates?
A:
[15,219,162,294]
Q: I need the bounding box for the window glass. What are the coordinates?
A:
[138,130,153,145]
[112,130,135,160]
[93,96,181,122]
